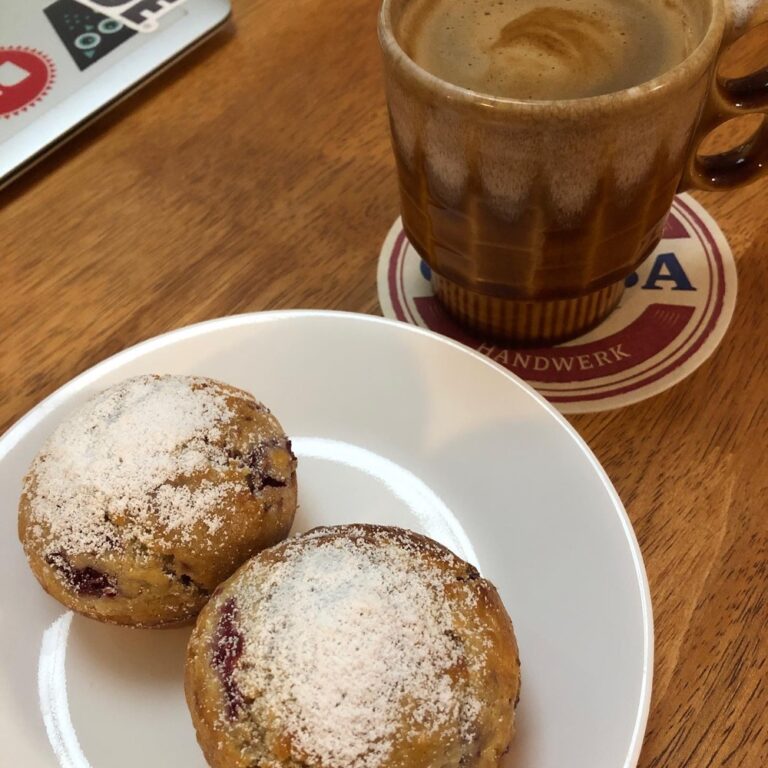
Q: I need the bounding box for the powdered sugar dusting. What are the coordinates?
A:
[728,0,762,26]
[231,528,483,767]
[25,375,239,556]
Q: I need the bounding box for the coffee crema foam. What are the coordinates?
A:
[397,0,697,99]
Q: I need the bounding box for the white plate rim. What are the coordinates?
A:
[0,309,654,767]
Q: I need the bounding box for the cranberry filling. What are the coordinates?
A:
[257,475,288,490]
[245,438,293,493]
[45,553,118,597]
[458,565,480,582]
[212,598,245,718]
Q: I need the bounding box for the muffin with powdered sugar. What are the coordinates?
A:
[18,374,297,628]
[185,525,521,767]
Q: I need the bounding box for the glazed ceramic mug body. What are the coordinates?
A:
[379,0,768,344]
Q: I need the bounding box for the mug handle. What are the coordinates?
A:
[683,3,768,190]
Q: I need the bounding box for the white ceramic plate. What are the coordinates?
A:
[0,311,653,768]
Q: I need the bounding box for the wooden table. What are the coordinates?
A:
[2,2,766,765]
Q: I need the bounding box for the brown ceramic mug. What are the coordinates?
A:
[379,0,768,344]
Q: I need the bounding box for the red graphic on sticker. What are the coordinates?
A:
[0,48,56,119]
[378,194,737,413]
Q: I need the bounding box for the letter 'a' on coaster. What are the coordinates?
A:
[377,193,736,414]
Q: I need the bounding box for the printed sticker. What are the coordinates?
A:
[45,0,136,71]
[0,48,56,119]
[72,0,188,33]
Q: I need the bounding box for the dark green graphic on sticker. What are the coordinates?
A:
[45,0,136,71]
[70,1,187,33]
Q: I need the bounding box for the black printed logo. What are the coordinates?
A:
[71,0,188,33]
[45,0,136,71]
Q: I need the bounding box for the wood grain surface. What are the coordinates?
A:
[1,1,766,765]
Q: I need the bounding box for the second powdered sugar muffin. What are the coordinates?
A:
[18,374,297,628]
[186,525,521,767]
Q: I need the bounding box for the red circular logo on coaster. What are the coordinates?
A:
[378,194,737,413]
[0,48,56,119]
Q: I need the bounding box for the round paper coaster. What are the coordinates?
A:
[378,193,737,414]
